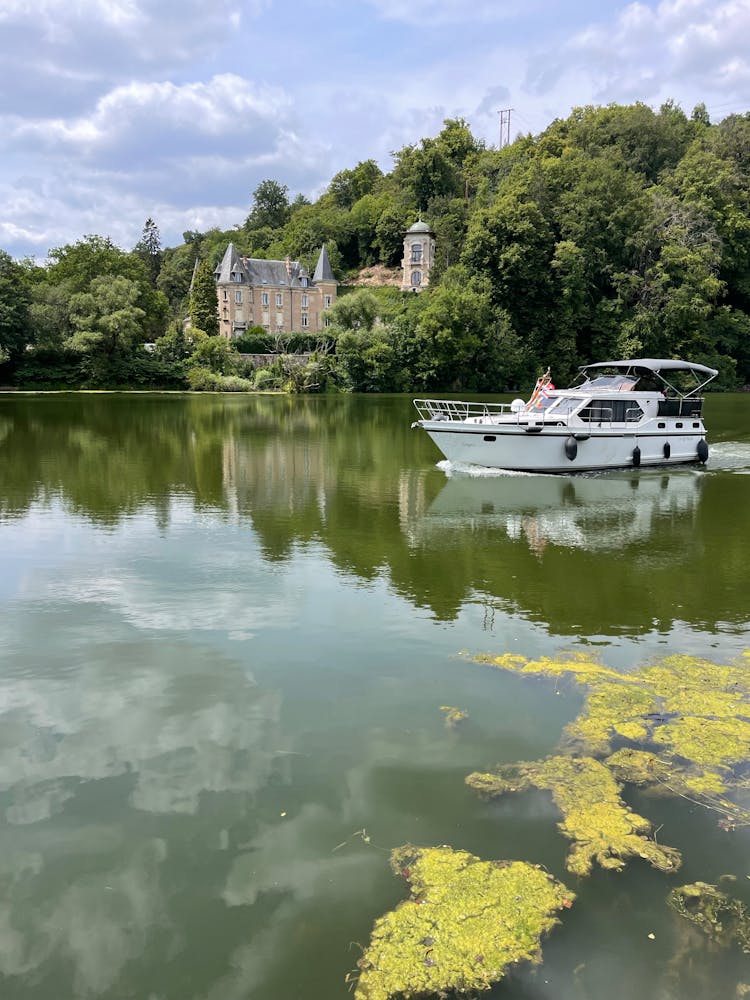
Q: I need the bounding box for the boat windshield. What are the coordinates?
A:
[577,374,637,391]
[526,393,557,411]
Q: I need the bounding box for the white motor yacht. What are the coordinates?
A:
[412,359,717,472]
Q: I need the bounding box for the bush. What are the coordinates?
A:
[218,374,255,391]
[185,365,254,391]
[186,365,221,390]
[12,347,83,388]
[253,366,281,389]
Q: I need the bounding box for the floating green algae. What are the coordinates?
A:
[467,755,680,877]
[440,705,469,729]
[668,882,750,952]
[475,651,750,819]
[354,845,573,1000]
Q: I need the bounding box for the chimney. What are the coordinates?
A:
[285,255,292,278]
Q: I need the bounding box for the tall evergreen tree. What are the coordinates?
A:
[189,258,219,336]
[134,218,162,286]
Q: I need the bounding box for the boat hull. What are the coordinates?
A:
[423,424,707,472]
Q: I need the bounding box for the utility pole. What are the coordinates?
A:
[498,108,513,148]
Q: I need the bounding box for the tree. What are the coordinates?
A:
[189,258,219,336]
[28,282,72,350]
[246,180,290,230]
[434,118,483,168]
[67,275,146,358]
[0,251,31,364]
[375,203,411,266]
[413,267,501,389]
[156,244,198,311]
[188,334,238,374]
[154,321,204,364]
[392,140,460,207]
[133,217,162,286]
[329,289,379,332]
[46,235,168,341]
[328,160,384,209]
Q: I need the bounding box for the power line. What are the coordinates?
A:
[498,108,513,147]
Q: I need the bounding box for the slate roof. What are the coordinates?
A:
[215,242,336,288]
[313,244,335,282]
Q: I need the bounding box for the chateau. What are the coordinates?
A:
[213,218,435,339]
[214,244,337,339]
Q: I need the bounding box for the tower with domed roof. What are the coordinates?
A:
[401,218,435,292]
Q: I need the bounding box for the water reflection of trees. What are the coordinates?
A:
[1,393,748,633]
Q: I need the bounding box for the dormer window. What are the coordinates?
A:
[300,277,308,288]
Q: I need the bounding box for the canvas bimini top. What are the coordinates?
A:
[578,358,718,397]
[581,358,719,377]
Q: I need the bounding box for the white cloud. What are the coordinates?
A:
[366,0,534,25]
[533,0,750,104]
[6,75,293,156]
[0,74,331,255]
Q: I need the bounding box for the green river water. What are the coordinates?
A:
[1,392,750,999]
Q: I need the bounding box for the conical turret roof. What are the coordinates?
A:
[313,244,335,283]
[215,243,243,283]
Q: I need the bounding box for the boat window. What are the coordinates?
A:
[579,399,643,423]
[548,397,581,416]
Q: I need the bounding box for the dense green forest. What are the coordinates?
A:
[1,100,749,392]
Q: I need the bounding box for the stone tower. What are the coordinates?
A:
[401,218,435,292]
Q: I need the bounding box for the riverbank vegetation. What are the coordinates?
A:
[1,101,749,391]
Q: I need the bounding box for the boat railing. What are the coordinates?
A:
[413,398,517,423]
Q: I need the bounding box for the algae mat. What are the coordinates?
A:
[473,651,750,830]
[356,650,750,999]
[354,846,573,1000]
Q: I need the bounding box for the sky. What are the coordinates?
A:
[1,0,749,261]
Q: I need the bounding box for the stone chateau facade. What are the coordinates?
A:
[214,244,337,338]
[214,219,434,339]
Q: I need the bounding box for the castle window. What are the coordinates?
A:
[235,290,242,304]
[276,292,283,307]
[324,314,331,327]
[261,292,269,306]
[301,293,308,308]
[411,270,422,287]
[411,243,423,263]
[301,313,309,328]
[324,295,332,308]
[300,277,308,287]
[222,289,228,301]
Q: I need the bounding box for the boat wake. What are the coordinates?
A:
[437,460,539,479]
[703,441,750,473]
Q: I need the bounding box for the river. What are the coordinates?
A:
[1,392,749,999]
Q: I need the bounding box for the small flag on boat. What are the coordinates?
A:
[526,368,553,409]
